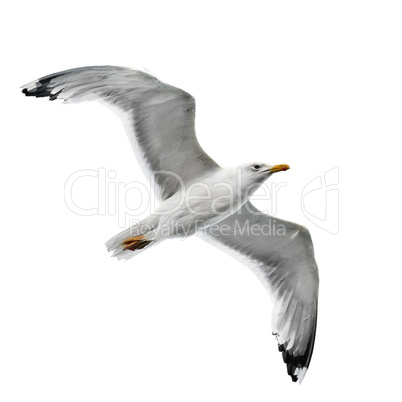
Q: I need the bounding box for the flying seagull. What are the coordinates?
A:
[22,66,319,383]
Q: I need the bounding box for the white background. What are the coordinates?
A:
[1,1,402,401]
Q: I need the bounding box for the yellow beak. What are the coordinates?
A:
[269,164,290,173]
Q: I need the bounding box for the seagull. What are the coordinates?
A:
[22,66,319,383]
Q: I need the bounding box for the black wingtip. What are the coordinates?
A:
[21,73,64,100]
[273,328,316,383]
[21,85,61,101]
[22,87,36,97]
[273,308,317,384]
[283,349,303,380]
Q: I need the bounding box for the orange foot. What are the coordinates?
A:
[121,235,151,251]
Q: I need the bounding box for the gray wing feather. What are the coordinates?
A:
[22,66,219,200]
[204,201,319,383]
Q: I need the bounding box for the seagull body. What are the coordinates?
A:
[107,163,290,256]
[22,66,319,383]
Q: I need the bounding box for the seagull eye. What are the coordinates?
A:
[253,164,261,170]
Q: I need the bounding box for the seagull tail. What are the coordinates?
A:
[105,226,158,261]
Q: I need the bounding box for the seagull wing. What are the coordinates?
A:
[22,66,218,200]
[204,201,319,383]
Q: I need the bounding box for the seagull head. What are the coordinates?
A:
[238,162,290,192]
[243,162,290,179]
